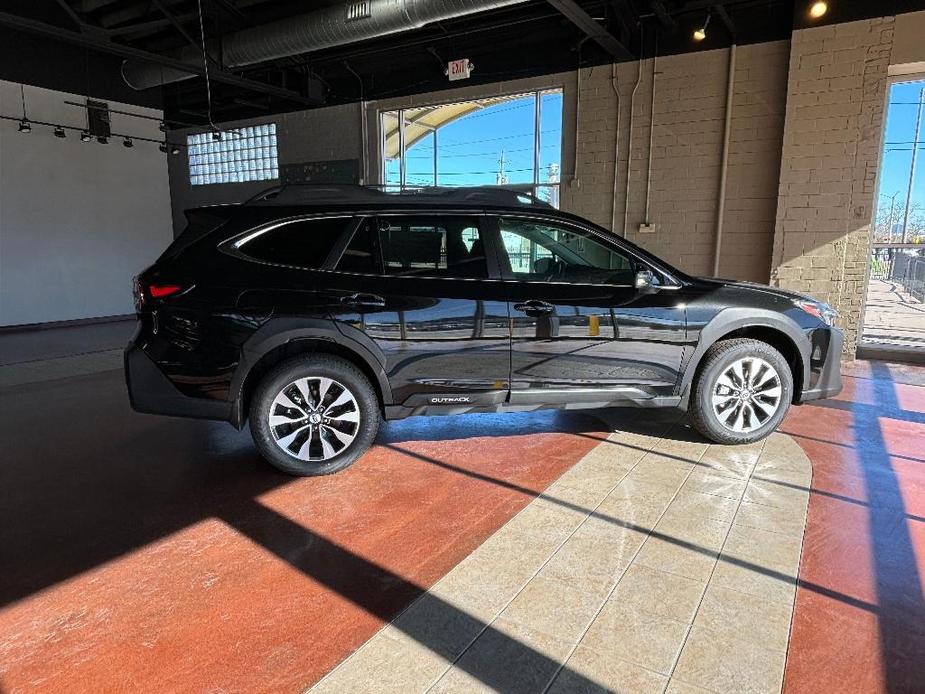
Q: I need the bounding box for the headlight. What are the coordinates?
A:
[794,299,838,326]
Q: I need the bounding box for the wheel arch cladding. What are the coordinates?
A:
[231,319,391,429]
[680,309,807,406]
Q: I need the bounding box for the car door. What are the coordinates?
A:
[492,215,687,406]
[324,212,511,407]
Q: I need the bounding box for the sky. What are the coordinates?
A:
[384,90,562,191]
[877,79,925,219]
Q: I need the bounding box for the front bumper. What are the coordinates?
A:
[798,327,844,402]
[125,338,232,422]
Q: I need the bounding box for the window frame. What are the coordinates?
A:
[489,214,682,289]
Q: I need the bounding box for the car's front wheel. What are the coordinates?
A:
[689,338,793,445]
[249,355,380,476]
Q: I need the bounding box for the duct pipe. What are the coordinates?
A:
[122,0,533,90]
[712,44,736,277]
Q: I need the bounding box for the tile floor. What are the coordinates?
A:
[311,418,811,694]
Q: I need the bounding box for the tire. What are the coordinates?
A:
[689,338,794,445]
[249,354,380,476]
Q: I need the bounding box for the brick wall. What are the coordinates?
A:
[771,18,895,354]
[562,43,789,282]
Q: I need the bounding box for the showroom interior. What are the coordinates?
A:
[1,0,924,692]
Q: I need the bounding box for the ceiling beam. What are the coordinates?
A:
[546,0,633,59]
[0,10,321,107]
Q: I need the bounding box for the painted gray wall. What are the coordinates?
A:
[167,103,364,233]
[0,80,172,326]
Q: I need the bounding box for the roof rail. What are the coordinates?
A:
[244,184,554,208]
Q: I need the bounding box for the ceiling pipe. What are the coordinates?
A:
[121,0,534,90]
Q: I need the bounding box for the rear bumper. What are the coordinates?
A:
[799,327,844,402]
[124,339,232,422]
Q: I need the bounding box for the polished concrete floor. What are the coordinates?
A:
[1,324,923,693]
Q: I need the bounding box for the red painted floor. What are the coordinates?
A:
[0,370,608,693]
[781,361,925,694]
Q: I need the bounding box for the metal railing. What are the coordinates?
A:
[891,252,925,302]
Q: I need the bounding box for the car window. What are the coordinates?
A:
[336,219,379,273]
[499,218,638,285]
[376,216,487,279]
[237,216,353,268]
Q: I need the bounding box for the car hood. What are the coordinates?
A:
[693,276,818,303]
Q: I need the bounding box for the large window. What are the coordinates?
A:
[235,216,352,268]
[188,123,278,186]
[380,90,562,206]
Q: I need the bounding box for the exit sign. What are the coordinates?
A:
[447,59,473,81]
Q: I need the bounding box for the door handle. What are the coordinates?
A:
[340,292,386,309]
[513,300,555,315]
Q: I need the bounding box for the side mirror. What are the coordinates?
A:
[634,269,657,291]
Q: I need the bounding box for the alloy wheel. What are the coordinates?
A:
[268,376,361,461]
[711,356,782,434]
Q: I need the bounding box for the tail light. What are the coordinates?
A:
[133,275,187,310]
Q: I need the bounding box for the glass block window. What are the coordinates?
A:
[187,123,278,186]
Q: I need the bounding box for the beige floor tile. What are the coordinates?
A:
[610,564,706,623]
[311,628,446,694]
[539,534,630,596]
[634,515,730,581]
[500,576,605,642]
[430,616,573,694]
[721,524,804,576]
[734,500,807,538]
[751,462,811,487]
[605,475,681,509]
[681,468,749,500]
[548,645,668,694]
[743,479,810,514]
[581,601,689,675]
[624,454,695,490]
[698,446,761,479]
[672,624,787,694]
[502,496,589,542]
[387,590,491,664]
[694,583,793,652]
[710,557,796,606]
[663,488,741,524]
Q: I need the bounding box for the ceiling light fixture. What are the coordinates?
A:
[693,14,710,41]
[809,1,828,18]
[18,119,31,133]
[123,137,134,148]
[211,130,222,142]
[97,136,108,144]
[159,121,168,132]
[171,145,181,156]
[159,141,169,153]
[54,126,66,138]
[80,130,92,142]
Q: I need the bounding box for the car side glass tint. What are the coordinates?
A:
[375,216,488,279]
[337,219,380,273]
[499,218,636,285]
[239,216,352,268]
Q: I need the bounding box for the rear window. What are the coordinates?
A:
[237,216,353,268]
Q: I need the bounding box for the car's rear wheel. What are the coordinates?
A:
[249,355,380,476]
[689,338,793,445]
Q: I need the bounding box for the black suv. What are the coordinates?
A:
[125,185,842,476]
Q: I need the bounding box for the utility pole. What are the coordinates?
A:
[885,191,899,242]
[901,87,925,243]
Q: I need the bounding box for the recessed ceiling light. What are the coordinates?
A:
[809,1,828,18]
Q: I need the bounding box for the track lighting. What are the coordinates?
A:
[809,1,828,18]
[54,126,66,138]
[97,136,108,144]
[693,14,710,41]
[123,137,134,148]
[158,121,168,132]
[80,130,92,142]
[159,141,169,153]
[211,130,222,142]
[171,145,180,155]
[18,119,31,133]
